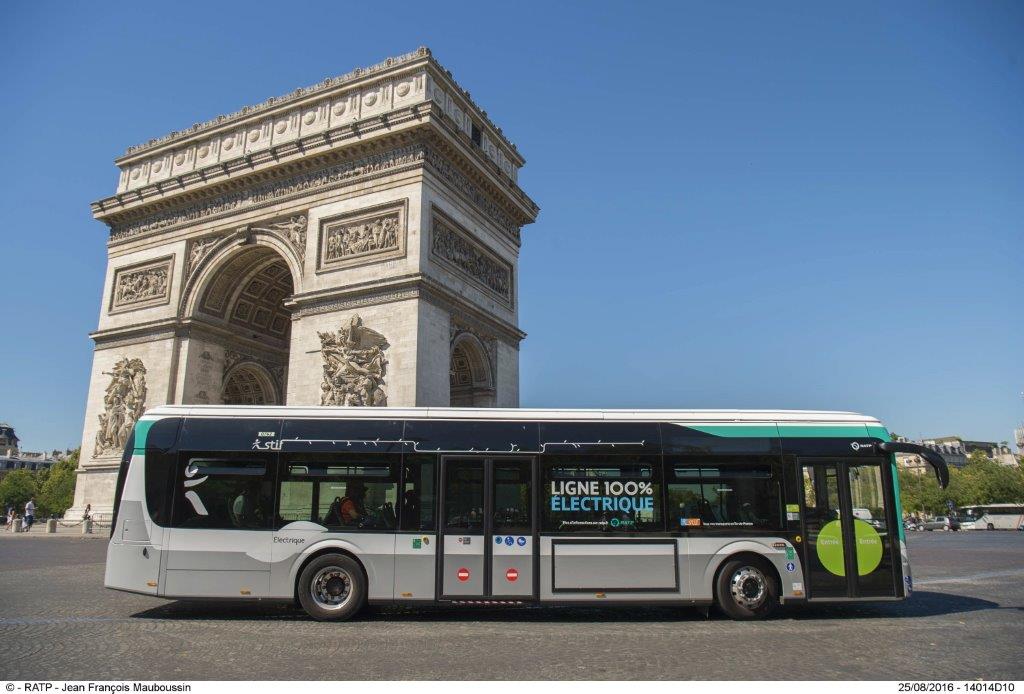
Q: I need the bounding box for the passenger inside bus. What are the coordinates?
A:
[341,481,367,524]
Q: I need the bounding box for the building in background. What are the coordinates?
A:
[0,423,19,457]
[921,436,1018,467]
[0,423,66,481]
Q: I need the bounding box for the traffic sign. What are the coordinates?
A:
[506,568,519,582]
[456,567,470,582]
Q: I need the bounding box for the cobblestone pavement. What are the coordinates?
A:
[0,532,1021,680]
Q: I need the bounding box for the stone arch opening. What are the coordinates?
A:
[449,333,495,407]
[184,245,295,406]
[222,362,279,405]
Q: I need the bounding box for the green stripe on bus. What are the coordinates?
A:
[132,419,154,454]
[688,425,780,438]
[775,425,869,438]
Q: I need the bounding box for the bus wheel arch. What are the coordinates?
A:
[711,551,781,620]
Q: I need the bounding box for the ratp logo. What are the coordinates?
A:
[850,442,861,451]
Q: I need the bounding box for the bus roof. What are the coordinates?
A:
[140,405,882,427]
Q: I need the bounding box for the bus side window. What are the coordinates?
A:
[170,453,275,530]
[666,460,783,531]
[400,454,437,532]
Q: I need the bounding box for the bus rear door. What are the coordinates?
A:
[438,457,536,601]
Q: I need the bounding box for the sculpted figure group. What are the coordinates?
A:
[325,214,399,261]
[115,267,168,305]
[318,315,389,407]
[94,357,147,456]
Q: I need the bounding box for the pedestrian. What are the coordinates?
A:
[83,503,92,521]
[4,507,13,531]
[24,498,35,531]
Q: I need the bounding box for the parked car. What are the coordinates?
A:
[922,515,960,531]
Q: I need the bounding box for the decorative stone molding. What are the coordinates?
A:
[424,147,520,244]
[108,145,426,243]
[109,256,174,313]
[185,236,221,279]
[124,48,434,158]
[93,357,147,457]
[318,314,389,407]
[251,214,308,265]
[115,48,523,194]
[317,200,407,273]
[293,287,421,319]
[430,211,512,305]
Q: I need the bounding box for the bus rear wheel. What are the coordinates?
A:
[715,557,779,620]
[297,554,366,621]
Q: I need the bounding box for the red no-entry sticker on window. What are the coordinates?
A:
[457,567,470,582]
[506,568,519,582]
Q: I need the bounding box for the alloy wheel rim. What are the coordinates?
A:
[311,566,353,610]
[729,566,768,609]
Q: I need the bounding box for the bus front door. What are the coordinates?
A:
[439,457,536,601]
[800,460,899,600]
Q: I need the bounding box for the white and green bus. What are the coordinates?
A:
[958,504,1024,531]
[104,406,948,620]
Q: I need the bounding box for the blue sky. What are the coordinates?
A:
[0,1,1021,452]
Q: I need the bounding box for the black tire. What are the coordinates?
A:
[987,523,995,531]
[715,557,779,620]
[297,553,366,622]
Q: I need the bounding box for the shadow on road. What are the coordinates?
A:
[131,589,1005,623]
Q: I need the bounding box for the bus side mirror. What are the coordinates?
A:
[876,441,950,489]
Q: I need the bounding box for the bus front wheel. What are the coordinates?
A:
[715,557,779,620]
[297,553,367,621]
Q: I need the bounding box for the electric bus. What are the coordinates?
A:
[104,406,948,620]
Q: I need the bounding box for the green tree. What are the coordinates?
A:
[0,469,38,513]
[897,451,1024,516]
[38,449,80,518]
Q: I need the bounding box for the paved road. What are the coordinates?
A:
[1,532,1022,680]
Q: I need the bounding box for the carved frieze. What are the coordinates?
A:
[424,147,520,244]
[93,357,147,457]
[109,145,426,243]
[431,213,512,305]
[318,315,388,407]
[317,200,407,273]
[110,256,173,312]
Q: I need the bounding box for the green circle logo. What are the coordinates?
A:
[816,519,883,577]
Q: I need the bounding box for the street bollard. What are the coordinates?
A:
[83,518,93,534]
[47,519,57,533]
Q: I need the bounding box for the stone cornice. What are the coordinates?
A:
[110,48,526,197]
[289,273,525,345]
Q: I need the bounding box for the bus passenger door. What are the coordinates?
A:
[440,458,486,597]
[800,460,899,599]
[438,457,537,601]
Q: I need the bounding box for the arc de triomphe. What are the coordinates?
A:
[71,47,539,516]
